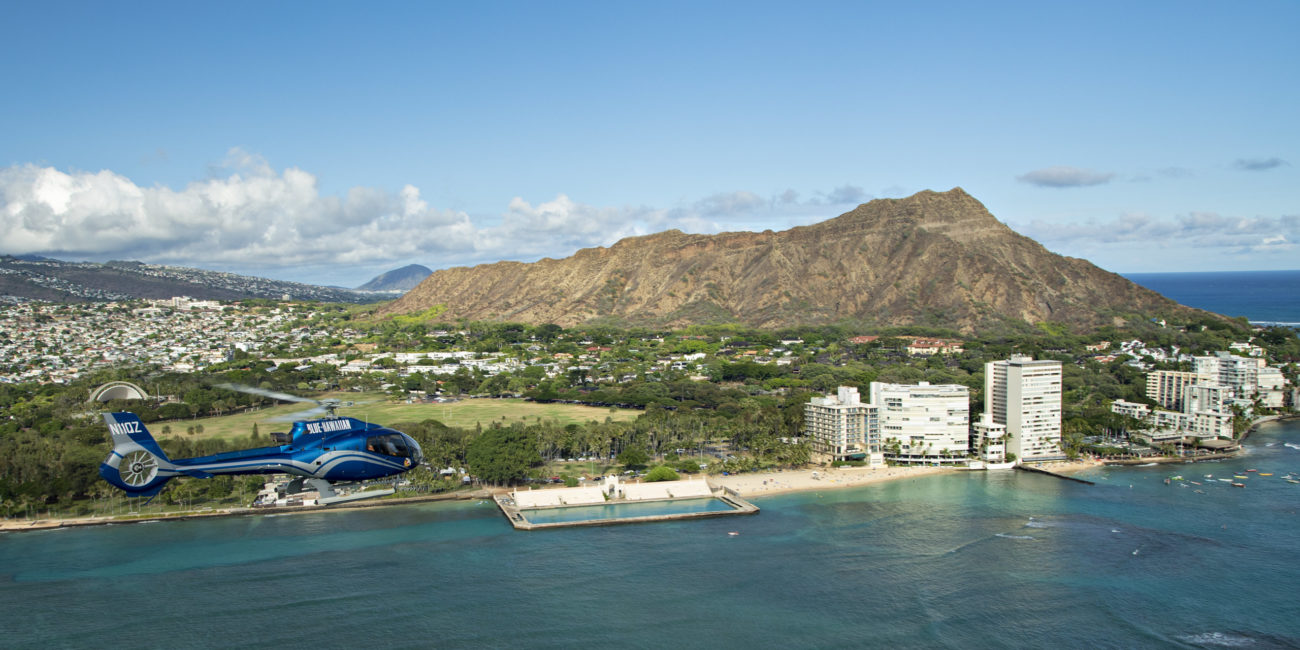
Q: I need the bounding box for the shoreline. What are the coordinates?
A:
[3,466,976,532]
[0,488,500,533]
[9,434,1287,533]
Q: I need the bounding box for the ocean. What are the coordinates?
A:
[1124,270,1300,326]
[3,419,1299,649]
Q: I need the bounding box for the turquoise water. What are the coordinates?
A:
[3,420,1299,648]
[522,496,737,525]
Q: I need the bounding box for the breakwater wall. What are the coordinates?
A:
[1015,465,1095,485]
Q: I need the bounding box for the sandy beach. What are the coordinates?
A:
[708,464,959,497]
[1025,458,1104,475]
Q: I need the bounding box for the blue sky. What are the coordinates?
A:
[2,1,1296,286]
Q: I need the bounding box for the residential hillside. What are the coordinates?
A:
[380,188,1220,332]
[0,257,381,304]
[357,264,432,291]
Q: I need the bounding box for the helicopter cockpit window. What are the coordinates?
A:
[366,434,412,458]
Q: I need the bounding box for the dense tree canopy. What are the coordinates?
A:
[466,425,542,485]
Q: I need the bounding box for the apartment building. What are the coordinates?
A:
[985,355,1064,462]
[869,381,969,465]
[1146,370,1198,411]
[804,386,882,465]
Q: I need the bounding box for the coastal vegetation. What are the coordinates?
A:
[1,305,1296,519]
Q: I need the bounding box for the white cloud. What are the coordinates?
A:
[0,152,478,269]
[0,152,882,280]
[1015,212,1300,256]
[1017,166,1116,188]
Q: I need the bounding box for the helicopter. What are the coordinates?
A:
[99,385,424,505]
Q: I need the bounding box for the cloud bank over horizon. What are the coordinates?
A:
[0,151,868,282]
[1015,211,1298,264]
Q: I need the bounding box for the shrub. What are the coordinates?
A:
[644,466,680,482]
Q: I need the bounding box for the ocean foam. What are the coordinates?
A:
[996,533,1035,540]
[1176,631,1256,647]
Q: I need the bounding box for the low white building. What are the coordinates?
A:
[970,414,1007,465]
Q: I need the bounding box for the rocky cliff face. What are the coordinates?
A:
[380,188,1205,332]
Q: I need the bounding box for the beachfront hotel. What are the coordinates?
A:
[869,381,969,465]
[985,355,1064,462]
[804,386,883,465]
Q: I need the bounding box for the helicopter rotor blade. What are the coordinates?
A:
[267,405,329,423]
[216,383,318,405]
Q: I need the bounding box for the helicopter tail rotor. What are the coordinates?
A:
[99,413,175,496]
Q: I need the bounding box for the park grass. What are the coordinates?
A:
[156,393,641,442]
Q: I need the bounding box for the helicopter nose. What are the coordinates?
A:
[404,434,424,466]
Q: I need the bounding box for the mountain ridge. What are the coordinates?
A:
[0,256,383,304]
[380,188,1213,332]
[357,264,433,291]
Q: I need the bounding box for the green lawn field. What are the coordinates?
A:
[156,393,641,442]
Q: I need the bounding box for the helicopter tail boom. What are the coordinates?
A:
[99,413,176,496]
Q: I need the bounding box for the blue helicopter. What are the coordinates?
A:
[99,385,424,504]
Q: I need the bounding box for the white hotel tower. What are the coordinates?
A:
[984,355,1064,462]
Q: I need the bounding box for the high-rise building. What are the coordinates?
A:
[804,386,882,464]
[1194,352,1262,398]
[1146,370,1198,411]
[985,355,1064,462]
[869,381,969,464]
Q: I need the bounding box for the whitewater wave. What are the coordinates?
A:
[1137,462,1158,467]
[996,533,1035,540]
[1176,631,1256,647]
[1284,443,1300,451]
